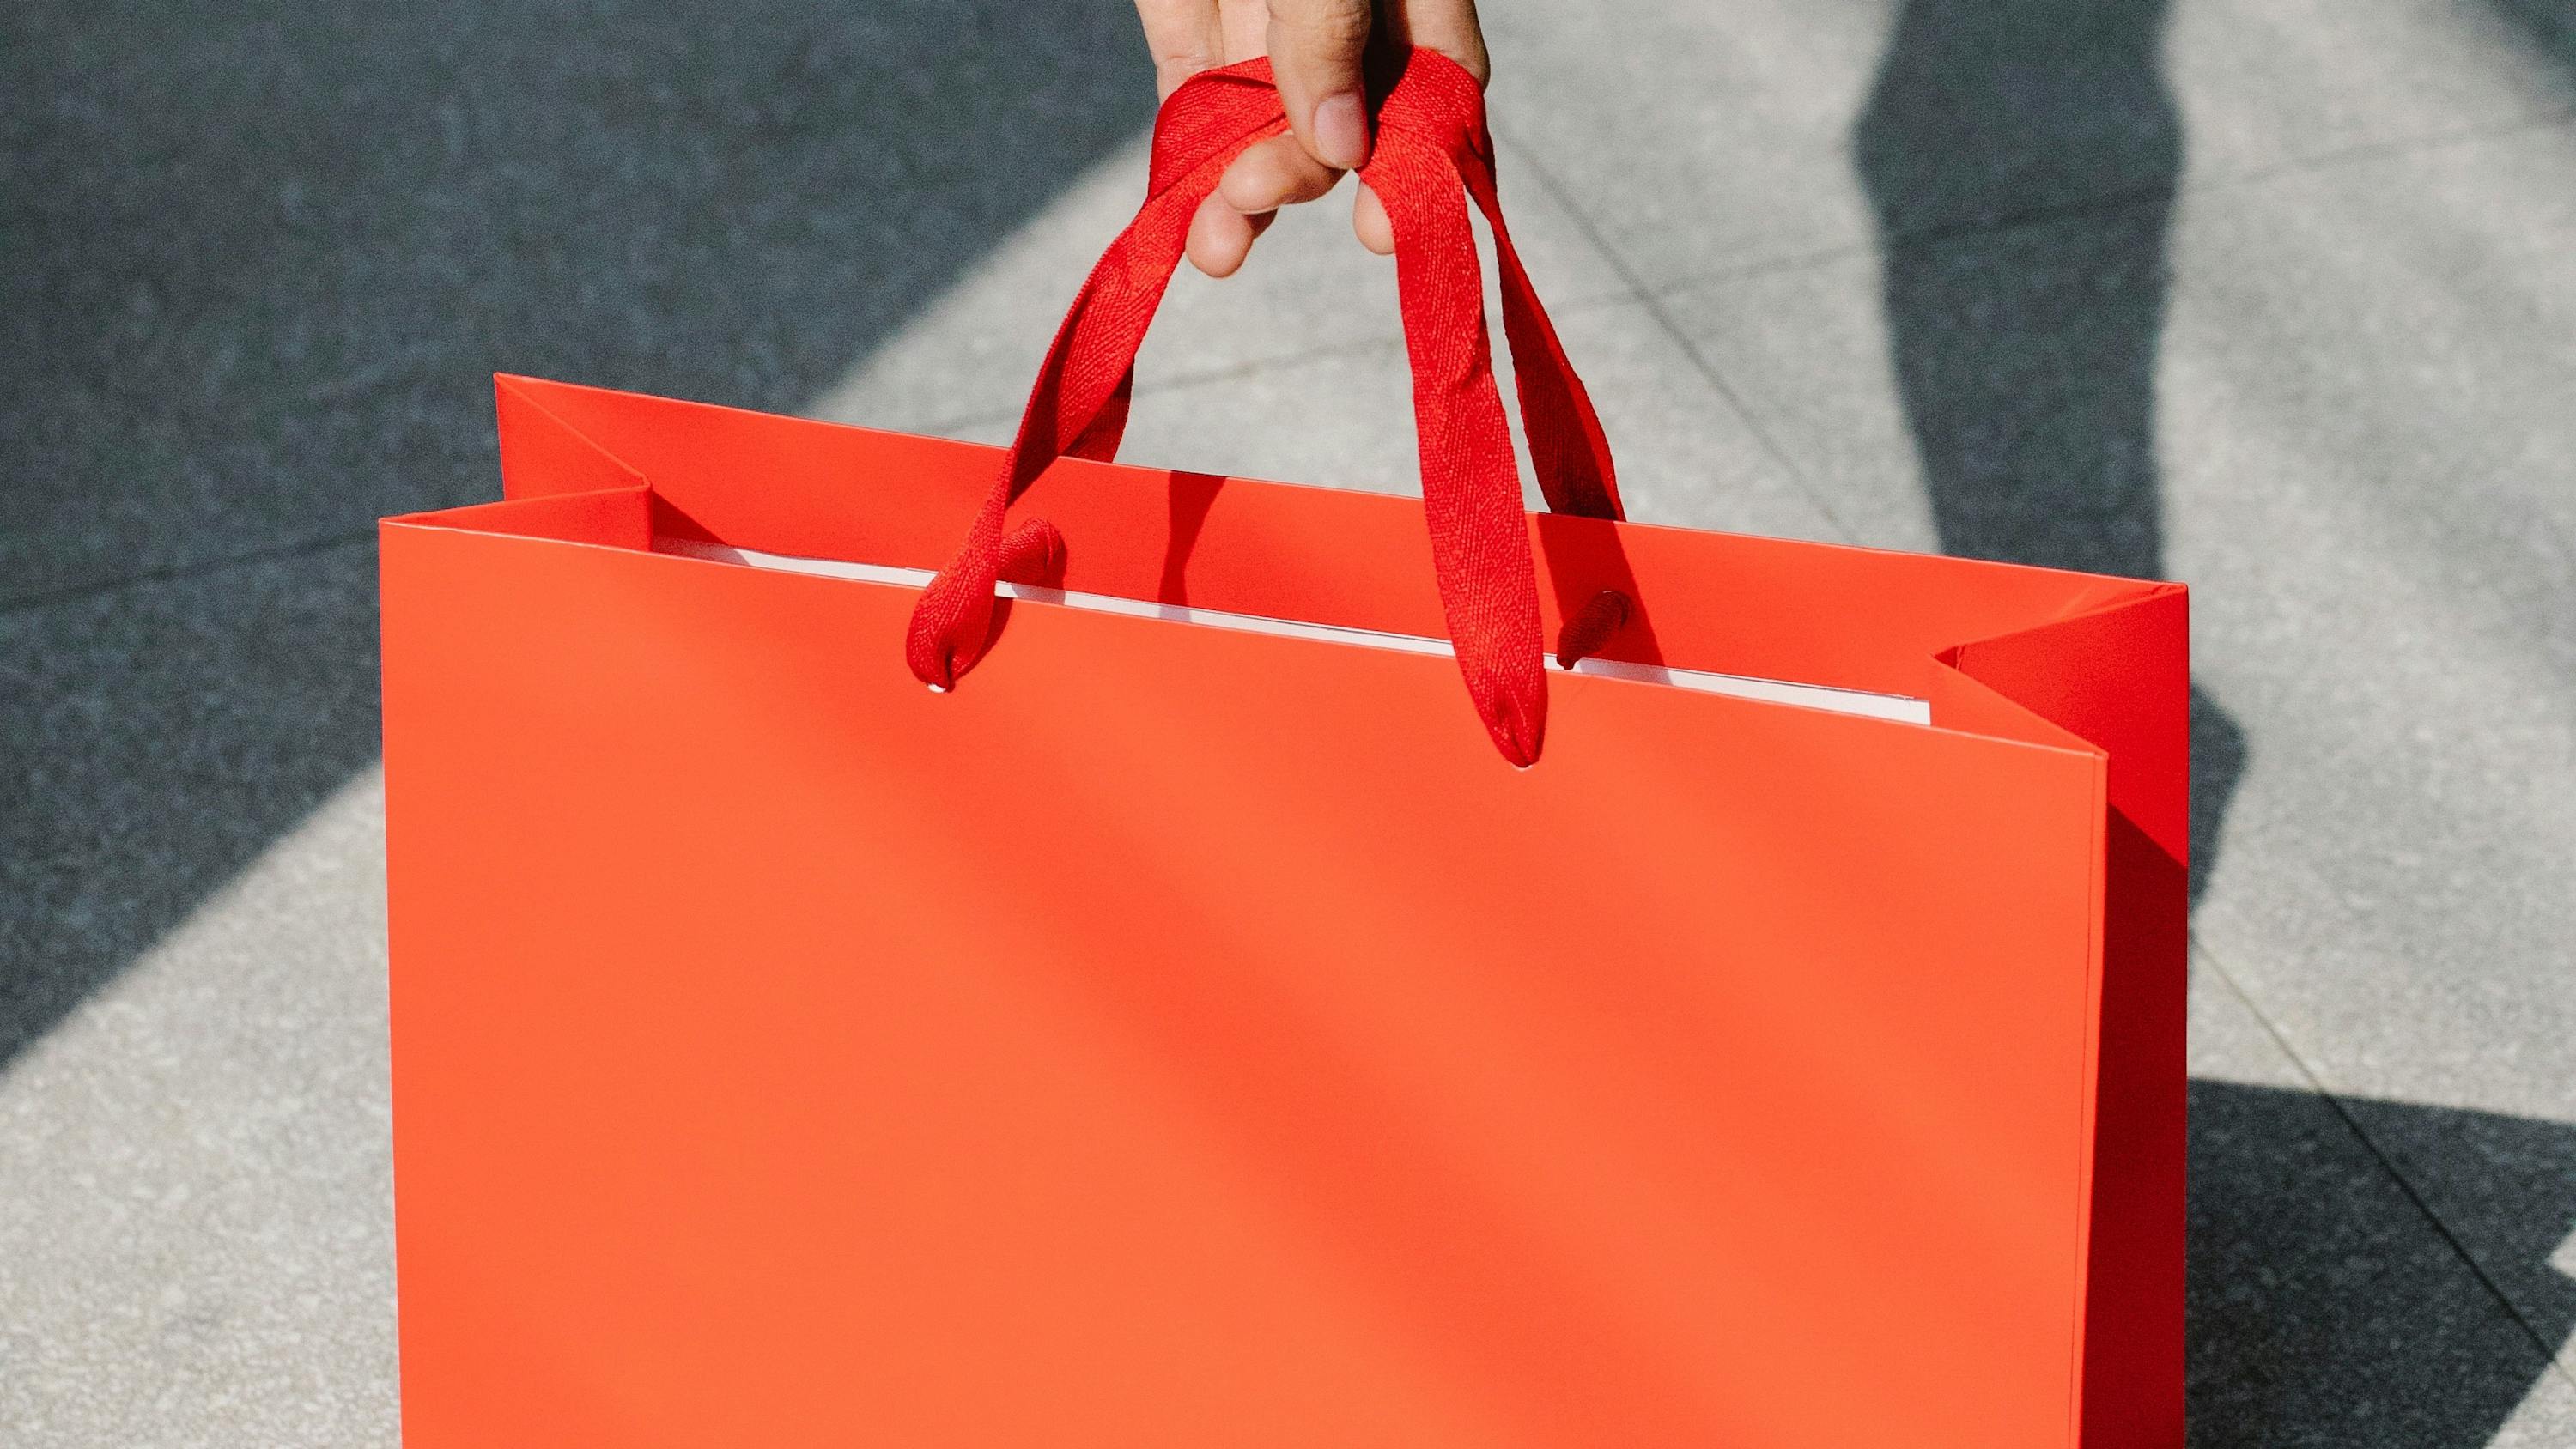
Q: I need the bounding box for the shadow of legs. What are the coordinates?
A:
[1843,2,2576,1437]
[1853,0,2247,901]
[2190,685,2246,905]
[0,0,1157,1067]
[1857,12,2573,1436]
[2190,1083,2576,1447]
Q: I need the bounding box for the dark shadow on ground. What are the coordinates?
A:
[2493,1,2576,64]
[2190,1082,2576,1446]
[1851,0,2244,904]
[1854,8,2576,1441]
[0,0,1156,1063]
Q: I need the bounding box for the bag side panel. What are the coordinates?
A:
[1954,589,2190,1449]
[495,377,648,500]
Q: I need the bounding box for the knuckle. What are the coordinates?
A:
[1278,0,1373,52]
[1153,47,1222,79]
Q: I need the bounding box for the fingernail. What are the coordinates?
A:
[1313,91,1370,170]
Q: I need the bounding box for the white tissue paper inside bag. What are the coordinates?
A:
[658,537,1934,726]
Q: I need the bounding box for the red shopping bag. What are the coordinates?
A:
[381,53,2185,1449]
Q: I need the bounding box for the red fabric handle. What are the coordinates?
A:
[903,51,1623,766]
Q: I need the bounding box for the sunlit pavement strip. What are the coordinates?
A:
[0,773,396,1446]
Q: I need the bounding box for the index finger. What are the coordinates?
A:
[1133,0,1227,99]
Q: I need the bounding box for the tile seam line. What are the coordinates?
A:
[1490,126,1862,545]
[1635,102,2576,304]
[2212,100,2576,193]
[904,327,1463,437]
[899,282,1643,439]
[2191,931,2576,1384]
[0,527,378,617]
[24,111,2567,613]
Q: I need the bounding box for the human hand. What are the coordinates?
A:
[1131,0,1490,277]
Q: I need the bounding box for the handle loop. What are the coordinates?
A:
[903,51,1622,766]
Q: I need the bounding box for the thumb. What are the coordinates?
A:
[1266,0,1375,173]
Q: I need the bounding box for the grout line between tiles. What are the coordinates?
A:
[2192,932,2576,1383]
[1492,129,1863,544]
[2212,102,2576,194]
[45,109,2570,626]
[903,282,1644,440]
[0,527,378,619]
[1631,239,1886,304]
[1637,104,2576,305]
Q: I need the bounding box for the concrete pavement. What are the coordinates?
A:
[5,0,2573,1442]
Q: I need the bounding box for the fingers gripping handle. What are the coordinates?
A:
[903,52,1622,766]
[901,64,1286,693]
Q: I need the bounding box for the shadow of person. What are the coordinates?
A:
[2190,1083,2576,1446]
[2491,1,2576,66]
[1857,7,2572,1443]
[1851,0,2243,905]
[0,0,1158,1066]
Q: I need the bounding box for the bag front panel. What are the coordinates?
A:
[383,521,2108,1448]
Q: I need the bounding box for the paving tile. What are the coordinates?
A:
[1519,303,1844,539]
[1646,200,2202,578]
[2189,959,2575,1447]
[2170,0,2576,181]
[1656,118,2576,1384]
[2342,1091,2576,1371]
[1649,251,1936,554]
[1481,0,1895,284]
[0,768,395,1448]
[1488,0,2576,292]
[0,540,381,1443]
[2156,122,2576,1125]
[1656,124,2576,1107]
[1093,297,1841,544]
[2188,1071,2573,1446]
[1,544,384,1064]
[2190,956,2311,1089]
[0,0,1160,603]
[2489,1369,2576,1447]
[804,131,1633,438]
